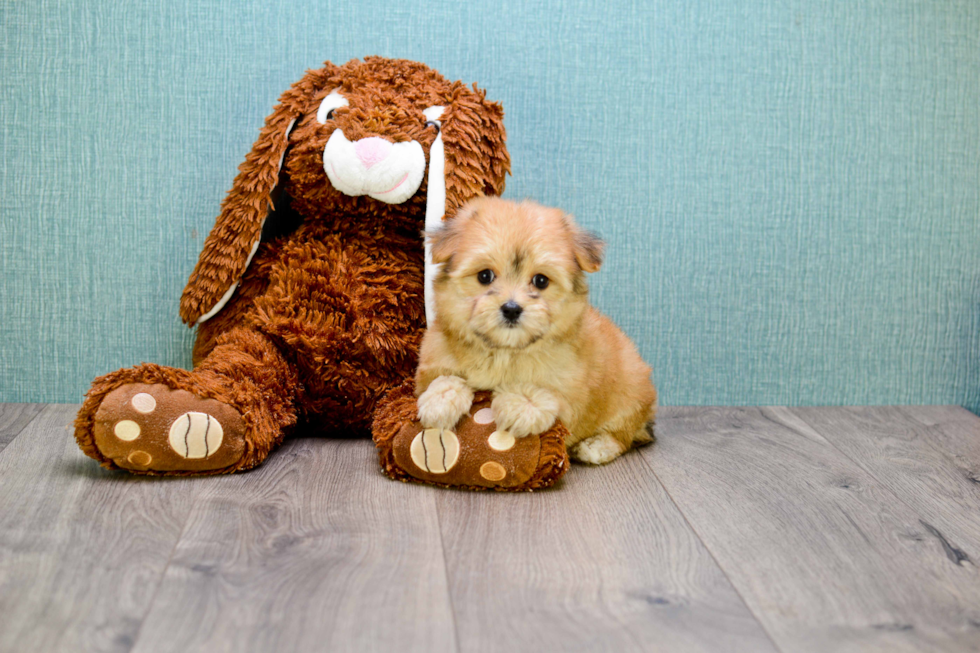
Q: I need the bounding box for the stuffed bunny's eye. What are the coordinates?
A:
[423,105,444,133]
[317,90,349,124]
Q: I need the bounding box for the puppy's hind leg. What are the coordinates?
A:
[569,432,627,465]
[570,403,652,465]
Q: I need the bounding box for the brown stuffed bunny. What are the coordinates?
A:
[74,57,518,475]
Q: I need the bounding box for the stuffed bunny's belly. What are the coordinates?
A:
[253,234,425,433]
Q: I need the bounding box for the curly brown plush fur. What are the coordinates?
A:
[74,58,510,475]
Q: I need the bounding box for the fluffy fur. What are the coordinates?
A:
[74,58,510,474]
[415,197,657,465]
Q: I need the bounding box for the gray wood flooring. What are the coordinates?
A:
[1,404,978,653]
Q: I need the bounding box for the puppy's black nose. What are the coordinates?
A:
[500,301,523,323]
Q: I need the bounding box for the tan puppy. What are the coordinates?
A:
[415,197,657,464]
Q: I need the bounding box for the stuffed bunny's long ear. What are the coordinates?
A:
[179,88,308,326]
[423,105,446,325]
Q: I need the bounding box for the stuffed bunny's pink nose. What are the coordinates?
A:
[354,137,392,169]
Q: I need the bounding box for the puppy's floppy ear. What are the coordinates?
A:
[427,198,480,265]
[573,229,605,273]
[178,67,331,326]
[426,219,464,266]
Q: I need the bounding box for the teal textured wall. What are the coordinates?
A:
[2,0,979,409]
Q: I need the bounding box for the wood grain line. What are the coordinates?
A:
[5,405,979,652]
[0,403,45,453]
[789,406,980,566]
[645,406,980,653]
[131,438,458,653]
[0,404,210,653]
[436,451,778,653]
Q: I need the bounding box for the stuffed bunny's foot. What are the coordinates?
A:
[92,383,247,473]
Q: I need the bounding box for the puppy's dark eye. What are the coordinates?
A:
[532,274,549,290]
[425,120,440,133]
[477,269,495,285]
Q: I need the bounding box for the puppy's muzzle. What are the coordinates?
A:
[500,301,523,324]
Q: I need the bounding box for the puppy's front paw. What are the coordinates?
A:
[570,434,625,465]
[417,375,474,430]
[491,386,560,438]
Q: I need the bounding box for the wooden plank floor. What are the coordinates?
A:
[1,404,978,653]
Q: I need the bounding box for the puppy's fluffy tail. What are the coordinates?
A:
[633,421,656,446]
[632,405,657,447]
[633,390,660,447]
